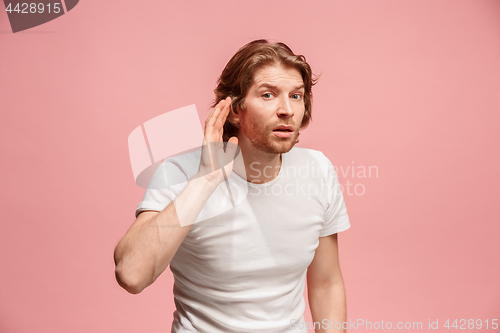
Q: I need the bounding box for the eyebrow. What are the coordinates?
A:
[257,83,305,91]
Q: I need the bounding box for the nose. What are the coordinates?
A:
[277,95,294,118]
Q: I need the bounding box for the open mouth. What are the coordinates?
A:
[272,127,294,138]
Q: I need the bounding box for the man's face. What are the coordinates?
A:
[237,64,305,155]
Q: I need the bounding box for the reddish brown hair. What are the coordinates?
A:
[212,39,320,142]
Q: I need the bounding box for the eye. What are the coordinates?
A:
[262,93,273,99]
[292,94,302,100]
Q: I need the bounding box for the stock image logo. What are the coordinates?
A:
[3,0,78,33]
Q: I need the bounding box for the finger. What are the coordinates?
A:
[222,96,232,120]
[206,98,230,142]
[204,100,226,144]
[213,97,231,130]
[207,97,226,120]
[225,136,239,158]
[206,98,227,129]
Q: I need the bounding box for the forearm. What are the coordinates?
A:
[308,280,347,333]
[114,174,217,293]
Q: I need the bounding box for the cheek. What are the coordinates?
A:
[247,107,270,125]
[250,116,267,130]
[295,104,306,119]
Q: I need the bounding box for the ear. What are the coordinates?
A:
[227,103,242,128]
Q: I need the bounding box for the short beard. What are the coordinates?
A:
[248,130,299,155]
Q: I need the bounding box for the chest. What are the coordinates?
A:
[176,192,325,283]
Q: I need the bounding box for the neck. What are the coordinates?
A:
[232,141,282,185]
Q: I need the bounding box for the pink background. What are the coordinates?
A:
[1,0,499,332]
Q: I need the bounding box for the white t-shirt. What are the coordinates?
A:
[136,147,351,333]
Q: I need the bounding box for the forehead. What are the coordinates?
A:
[250,64,303,89]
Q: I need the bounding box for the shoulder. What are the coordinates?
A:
[157,148,201,180]
[166,147,201,166]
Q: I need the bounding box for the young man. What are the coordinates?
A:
[114,39,351,333]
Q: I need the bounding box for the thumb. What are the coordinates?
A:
[225,136,239,158]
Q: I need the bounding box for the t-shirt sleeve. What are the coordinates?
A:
[320,154,351,237]
[135,160,189,218]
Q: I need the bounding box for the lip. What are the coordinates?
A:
[273,125,294,132]
[273,131,294,138]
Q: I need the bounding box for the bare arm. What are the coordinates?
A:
[307,233,347,332]
[114,175,216,294]
[114,97,238,294]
